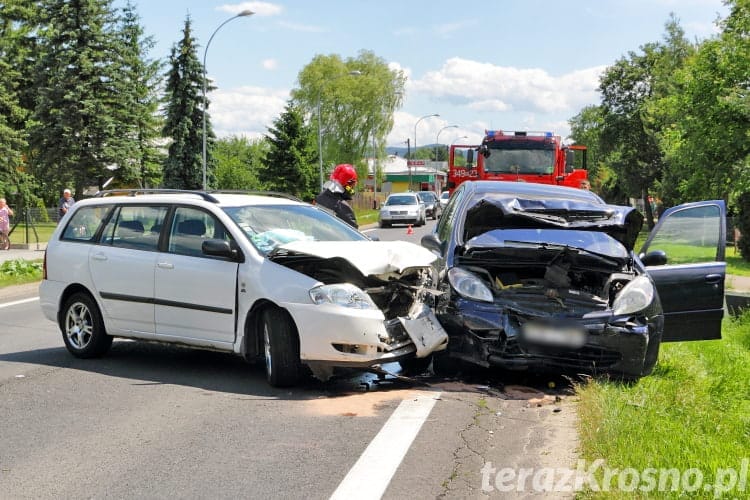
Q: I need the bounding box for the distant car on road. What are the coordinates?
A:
[421,180,726,380]
[417,191,441,220]
[379,193,427,228]
[439,190,450,210]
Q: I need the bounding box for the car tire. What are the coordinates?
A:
[261,307,301,387]
[432,351,460,376]
[399,354,433,375]
[60,292,112,358]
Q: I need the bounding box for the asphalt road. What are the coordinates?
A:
[0,221,578,499]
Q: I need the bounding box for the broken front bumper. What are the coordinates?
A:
[439,297,663,378]
[284,301,448,367]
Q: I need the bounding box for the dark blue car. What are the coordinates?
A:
[421,181,726,379]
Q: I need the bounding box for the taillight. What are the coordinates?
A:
[43,249,47,280]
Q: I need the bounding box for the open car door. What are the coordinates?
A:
[639,200,726,342]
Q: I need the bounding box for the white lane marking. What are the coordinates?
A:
[330,391,441,500]
[0,297,39,309]
[360,228,377,233]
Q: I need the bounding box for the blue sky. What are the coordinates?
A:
[118,0,729,147]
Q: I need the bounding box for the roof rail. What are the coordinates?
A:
[208,190,304,203]
[94,189,220,203]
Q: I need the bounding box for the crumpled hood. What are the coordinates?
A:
[274,240,437,276]
[464,196,644,251]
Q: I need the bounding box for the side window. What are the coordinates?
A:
[437,186,466,242]
[168,206,231,258]
[100,205,167,251]
[61,205,112,242]
[643,204,722,264]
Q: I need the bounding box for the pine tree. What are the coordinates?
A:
[261,102,318,201]
[0,1,33,196]
[30,0,125,198]
[112,1,163,188]
[162,16,212,190]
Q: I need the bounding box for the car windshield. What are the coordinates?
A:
[484,148,555,174]
[440,192,450,200]
[386,195,418,206]
[223,204,366,255]
[418,192,436,203]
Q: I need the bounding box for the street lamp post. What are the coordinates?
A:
[202,10,254,191]
[316,70,362,190]
[435,125,458,191]
[413,113,439,191]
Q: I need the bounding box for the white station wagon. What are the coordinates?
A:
[40,190,447,386]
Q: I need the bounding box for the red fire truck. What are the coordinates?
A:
[447,130,587,191]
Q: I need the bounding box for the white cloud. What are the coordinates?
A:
[388,61,412,80]
[262,58,278,70]
[468,99,510,112]
[278,21,326,33]
[209,86,289,138]
[412,57,605,114]
[217,2,283,16]
[386,112,483,150]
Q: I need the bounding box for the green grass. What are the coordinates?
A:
[354,208,380,226]
[8,222,57,245]
[576,314,750,498]
[0,259,43,288]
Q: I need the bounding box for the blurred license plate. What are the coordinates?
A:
[522,323,586,348]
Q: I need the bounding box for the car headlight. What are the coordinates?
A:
[309,283,378,310]
[612,275,654,315]
[448,267,494,302]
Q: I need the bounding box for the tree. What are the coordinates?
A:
[112,1,163,188]
[659,1,750,204]
[29,0,126,199]
[598,16,693,228]
[260,102,318,200]
[214,136,267,190]
[162,16,211,190]
[292,50,405,177]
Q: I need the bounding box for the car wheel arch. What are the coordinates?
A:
[57,283,99,327]
[243,299,299,360]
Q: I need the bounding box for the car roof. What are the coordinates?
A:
[70,190,306,208]
[387,192,418,198]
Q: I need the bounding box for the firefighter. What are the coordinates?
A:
[315,164,358,229]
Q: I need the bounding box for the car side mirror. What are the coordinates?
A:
[639,250,667,266]
[203,239,242,261]
[421,233,443,255]
[367,234,380,241]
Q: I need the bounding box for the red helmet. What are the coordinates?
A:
[331,164,357,186]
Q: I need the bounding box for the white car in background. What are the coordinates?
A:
[39,190,447,387]
[439,190,451,210]
[378,192,427,228]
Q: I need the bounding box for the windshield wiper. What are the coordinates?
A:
[485,240,622,267]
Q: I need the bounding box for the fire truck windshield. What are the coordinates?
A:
[483,148,554,175]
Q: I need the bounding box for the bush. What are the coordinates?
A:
[0,259,43,277]
[738,192,750,262]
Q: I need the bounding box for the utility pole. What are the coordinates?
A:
[406,138,411,190]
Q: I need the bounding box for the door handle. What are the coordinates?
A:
[92,253,107,261]
[704,274,722,284]
[157,262,174,269]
